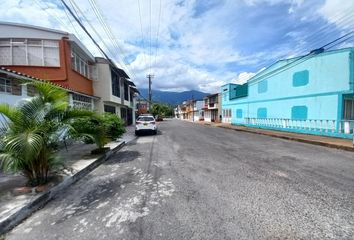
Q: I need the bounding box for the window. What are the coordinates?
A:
[236,109,243,118]
[257,108,267,118]
[137,116,154,121]
[291,106,308,120]
[72,93,93,109]
[71,50,92,79]
[344,99,354,120]
[111,70,120,97]
[104,105,116,114]
[130,91,134,102]
[0,78,12,94]
[223,109,232,118]
[12,45,26,65]
[293,70,309,87]
[27,85,37,97]
[230,83,248,99]
[258,80,268,93]
[124,82,129,100]
[0,38,59,66]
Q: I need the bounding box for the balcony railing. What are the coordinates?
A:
[244,117,349,134]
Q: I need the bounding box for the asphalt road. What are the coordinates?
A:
[6,119,354,239]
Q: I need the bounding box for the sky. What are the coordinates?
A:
[1,0,354,93]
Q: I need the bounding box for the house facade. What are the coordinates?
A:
[0,67,99,114]
[0,22,96,96]
[94,57,137,125]
[203,93,221,122]
[0,22,138,125]
[221,48,354,138]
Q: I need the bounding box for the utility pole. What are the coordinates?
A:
[146,74,154,111]
[192,94,194,122]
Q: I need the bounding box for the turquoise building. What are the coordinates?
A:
[221,48,354,139]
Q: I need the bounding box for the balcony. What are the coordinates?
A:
[208,102,218,109]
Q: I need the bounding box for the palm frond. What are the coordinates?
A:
[27,82,68,105]
[0,104,23,124]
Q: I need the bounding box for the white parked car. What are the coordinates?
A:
[135,115,157,135]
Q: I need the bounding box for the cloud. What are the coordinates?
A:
[317,0,354,31]
[233,72,256,85]
[0,0,352,94]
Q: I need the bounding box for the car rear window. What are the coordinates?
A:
[137,117,155,121]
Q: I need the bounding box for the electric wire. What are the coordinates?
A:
[137,0,148,70]
[65,0,136,80]
[32,0,80,37]
[153,0,162,74]
[87,0,140,80]
[149,0,152,74]
[66,0,123,62]
[248,31,354,86]
[249,9,354,76]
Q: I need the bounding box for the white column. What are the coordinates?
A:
[22,84,27,97]
[132,95,136,124]
[68,93,74,107]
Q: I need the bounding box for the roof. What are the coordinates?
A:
[0,21,95,62]
[0,21,68,35]
[247,47,354,84]
[0,67,100,99]
[204,93,218,99]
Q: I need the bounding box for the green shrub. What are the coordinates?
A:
[71,113,125,150]
[0,81,94,186]
[102,113,125,140]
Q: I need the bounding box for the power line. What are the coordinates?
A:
[67,0,127,70]
[137,0,148,70]
[60,0,82,38]
[248,31,354,86]
[149,0,152,74]
[153,0,162,73]
[59,0,112,61]
[32,0,80,37]
[87,0,140,80]
[250,10,354,71]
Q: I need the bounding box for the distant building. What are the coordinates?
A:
[136,99,148,115]
[203,93,221,122]
[174,105,181,118]
[221,47,354,138]
[177,100,204,121]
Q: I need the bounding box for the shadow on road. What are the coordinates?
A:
[135,130,163,137]
[105,150,141,164]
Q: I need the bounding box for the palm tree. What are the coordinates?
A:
[0,81,93,186]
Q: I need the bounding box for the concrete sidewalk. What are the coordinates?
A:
[193,120,354,152]
[0,127,136,234]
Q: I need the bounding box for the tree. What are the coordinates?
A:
[151,103,174,118]
[0,81,93,186]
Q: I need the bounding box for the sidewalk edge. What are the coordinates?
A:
[217,125,354,152]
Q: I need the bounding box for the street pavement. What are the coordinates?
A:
[6,119,354,239]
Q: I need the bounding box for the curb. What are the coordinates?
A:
[0,141,125,235]
[216,125,354,152]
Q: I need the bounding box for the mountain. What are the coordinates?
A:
[139,88,209,106]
